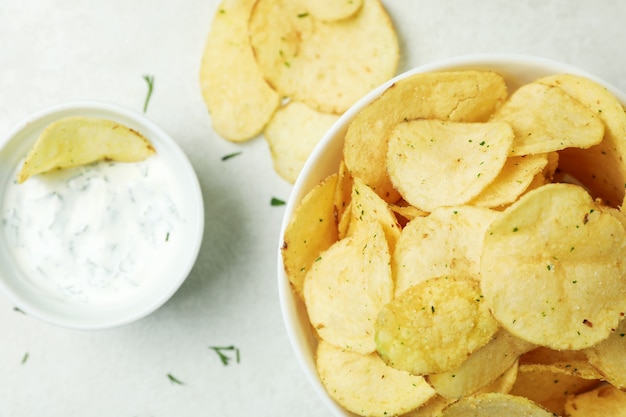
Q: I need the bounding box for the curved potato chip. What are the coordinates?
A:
[249,0,398,114]
[18,116,155,183]
[584,318,626,389]
[491,82,604,156]
[387,120,514,211]
[564,384,626,417]
[265,101,339,183]
[393,206,498,297]
[281,173,339,299]
[304,220,392,354]
[375,276,499,375]
[301,0,363,21]
[481,183,626,350]
[344,70,508,202]
[199,0,280,141]
[537,73,626,207]
[316,341,435,417]
[439,393,555,417]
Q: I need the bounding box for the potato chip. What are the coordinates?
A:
[520,346,588,366]
[537,73,626,207]
[301,0,363,21]
[427,329,535,399]
[393,206,498,297]
[481,183,626,350]
[344,70,508,202]
[315,341,435,417]
[564,384,626,417]
[281,173,339,299]
[304,220,392,354]
[375,276,499,375]
[438,393,556,417]
[584,317,626,389]
[264,101,340,183]
[199,0,280,142]
[249,0,398,114]
[491,82,605,156]
[18,116,155,183]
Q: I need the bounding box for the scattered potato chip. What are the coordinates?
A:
[264,101,340,183]
[281,173,339,299]
[199,0,280,141]
[584,317,626,389]
[249,0,398,114]
[304,220,392,354]
[538,73,626,207]
[301,0,363,21]
[18,116,155,183]
[481,183,626,350]
[316,340,435,417]
[393,206,498,297]
[491,82,605,156]
[564,384,626,417]
[344,70,508,202]
[387,119,514,211]
[375,276,499,375]
[438,393,556,417]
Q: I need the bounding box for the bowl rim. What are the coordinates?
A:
[0,100,205,330]
[277,52,626,416]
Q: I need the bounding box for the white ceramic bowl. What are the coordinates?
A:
[277,53,626,416]
[0,101,204,330]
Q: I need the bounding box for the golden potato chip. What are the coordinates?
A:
[388,201,428,225]
[584,318,626,389]
[375,276,499,375]
[199,0,280,141]
[427,329,535,399]
[334,159,354,227]
[477,360,520,395]
[520,346,588,366]
[387,119,514,211]
[393,206,498,297]
[249,0,398,114]
[18,116,155,183]
[304,220,392,354]
[344,70,508,202]
[509,364,601,415]
[491,82,604,156]
[538,73,626,207]
[470,153,549,208]
[481,183,626,350]
[301,0,363,21]
[281,173,339,299]
[438,393,556,417]
[264,101,340,183]
[564,384,626,417]
[402,395,452,417]
[316,341,435,417]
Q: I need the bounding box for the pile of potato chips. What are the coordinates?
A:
[199,0,399,183]
[282,69,626,416]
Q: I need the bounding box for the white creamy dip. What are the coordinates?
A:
[1,155,186,305]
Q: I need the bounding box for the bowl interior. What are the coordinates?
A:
[277,53,626,416]
[0,101,204,329]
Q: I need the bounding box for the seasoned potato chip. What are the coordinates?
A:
[344,70,508,202]
[304,220,392,354]
[18,116,155,183]
[520,346,588,366]
[491,82,604,156]
[199,0,280,141]
[387,119,514,211]
[301,0,363,21]
[393,206,497,297]
[481,183,626,350]
[282,173,339,299]
[249,0,398,114]
[439,393,556,417]
[427,329,535,399]
[584,318,626,389]
[316,341,435,417]
[375,276,499,375]
[538,73,626,207]
[265,101,340,183]
[564,384,626,417]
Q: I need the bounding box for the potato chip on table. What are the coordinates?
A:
[564,384,626,417]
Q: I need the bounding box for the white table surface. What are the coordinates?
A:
[1,1,625,416]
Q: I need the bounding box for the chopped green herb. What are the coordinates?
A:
[221,151,242,161]
[165,232,170,242]
[142,74,155,113]
[297,12,309,18]
[209,345,240,366]
[21,352,29,364]
[167,373,184,385]
[271,197,286,206]
[13,306,25,314]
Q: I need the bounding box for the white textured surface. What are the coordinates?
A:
[0,1,625,416]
